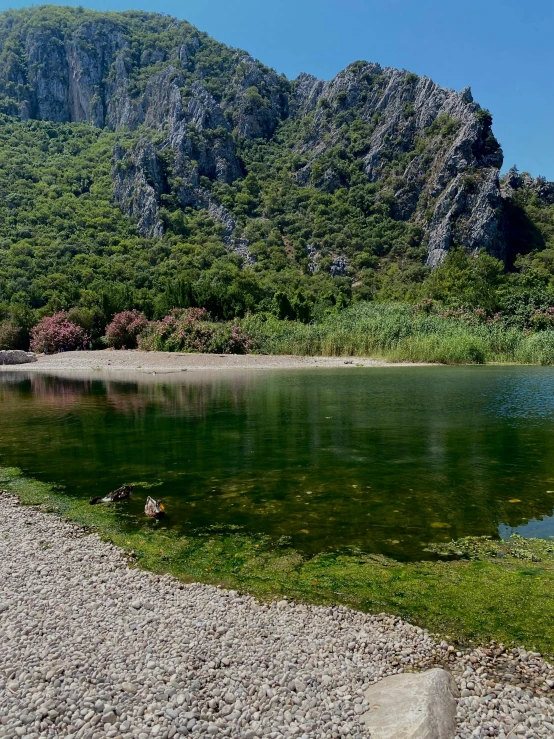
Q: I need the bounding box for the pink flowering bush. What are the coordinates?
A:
[411,297,436,316]
[438,306,488,324]
[137,308,255,354]
[104,310,149,349]
[30,312,90,354]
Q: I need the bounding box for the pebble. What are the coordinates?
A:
[1,491,554,738]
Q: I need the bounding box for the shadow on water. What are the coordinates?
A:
[2,365,554,561]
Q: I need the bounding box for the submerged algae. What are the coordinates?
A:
[2,465,554,657]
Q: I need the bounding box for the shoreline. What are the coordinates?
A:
[2,488,554,738]
[2,461,554,660]
[0,349,434,375]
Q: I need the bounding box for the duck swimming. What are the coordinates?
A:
[90,485,133,505]
[145,496,165,518]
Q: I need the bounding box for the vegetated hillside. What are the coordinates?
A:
[0,4,554,350]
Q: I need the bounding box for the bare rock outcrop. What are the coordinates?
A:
[112,140,165,238]
[292,64,504,266]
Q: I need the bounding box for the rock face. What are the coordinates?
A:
[362,668,459,739]
[0,7,509,266]
[0,8,288,258]
[113,139,166,238]
[0,350,37,365]
[292,67,504,266]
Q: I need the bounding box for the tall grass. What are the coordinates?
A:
[242,303,554,364]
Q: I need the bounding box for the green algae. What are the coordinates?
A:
[3,465,554,658]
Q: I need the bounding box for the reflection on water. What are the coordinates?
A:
[499,516,554,540]
[2,366,554,560]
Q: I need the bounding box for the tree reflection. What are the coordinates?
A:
[1,367,554,560]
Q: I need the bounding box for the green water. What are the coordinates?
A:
[2,366,554,560]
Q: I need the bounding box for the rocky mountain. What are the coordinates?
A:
[1,4,554,331]
[289,67,504,267]
[0,5,510,270]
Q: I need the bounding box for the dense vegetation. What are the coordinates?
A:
[0,112,553,359]
[0,6,554,361]
[0,116,354,346]
[243,302,554,365]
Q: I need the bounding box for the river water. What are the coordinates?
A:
[2,366,554,560]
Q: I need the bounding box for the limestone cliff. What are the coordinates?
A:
[291,65,504,266]
[0,6,511,268]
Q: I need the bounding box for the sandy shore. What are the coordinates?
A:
[0,350,432,376]
[1,493,554,738]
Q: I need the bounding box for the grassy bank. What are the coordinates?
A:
[3,466,554,656]
[243,303,554,365]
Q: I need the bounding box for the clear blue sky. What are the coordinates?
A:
[3,0,553,179]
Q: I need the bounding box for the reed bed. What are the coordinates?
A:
[242,303,554,365]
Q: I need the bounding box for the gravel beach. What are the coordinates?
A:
[0,350,427,375]
[1,493,554,739]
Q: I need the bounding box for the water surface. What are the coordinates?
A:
[2,366,554,560]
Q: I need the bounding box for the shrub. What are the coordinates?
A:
[0,320,24,349]
[104,310,149,349]
[30,312,90,354]
[530,307,554,331]
[138,308,255,354]
[67,306,105,343]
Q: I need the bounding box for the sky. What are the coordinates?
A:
[2,0,553,179]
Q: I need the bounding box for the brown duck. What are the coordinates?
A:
[90,485,133,505]
[145,496,165,518]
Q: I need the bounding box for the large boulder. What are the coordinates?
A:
[362,668,458,739]
[0,350,37,365]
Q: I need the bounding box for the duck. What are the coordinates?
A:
[90,485,133,505]
[145,496,166,518]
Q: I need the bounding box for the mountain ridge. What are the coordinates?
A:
[0,4,553,334]
[0,5,507,265]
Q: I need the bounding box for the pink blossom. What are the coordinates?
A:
[137,308,255,354]
[30,312,90,354]
[104,310,149,349]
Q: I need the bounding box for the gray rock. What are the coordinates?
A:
[293,63,504,266]
[362,668,458,739]
[112,139,165,238]
[330,255,349,277]
[102,710,118,725]
[0,350,37,365]
[225,55,288,139]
